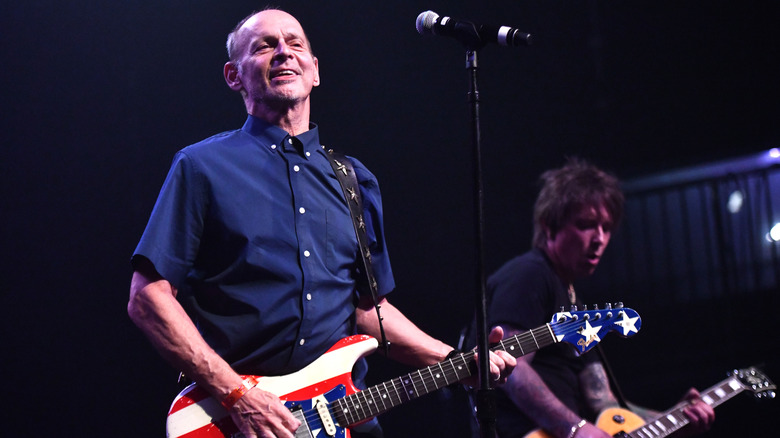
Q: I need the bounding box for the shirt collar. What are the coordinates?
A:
[241,114,321,157]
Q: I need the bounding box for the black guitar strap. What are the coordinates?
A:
[595,344,630,409]
[326,148,390,356]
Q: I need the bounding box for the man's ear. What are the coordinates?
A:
[224,61,242,91]
[312,56,321,87]
[542,223,553,241]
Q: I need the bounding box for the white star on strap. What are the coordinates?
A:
[615,312,639,336]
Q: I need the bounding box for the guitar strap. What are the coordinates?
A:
[326,148,390,356]
[570,284,629,409]
[595,344,630,409]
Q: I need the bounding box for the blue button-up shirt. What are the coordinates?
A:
[133,115,394,375]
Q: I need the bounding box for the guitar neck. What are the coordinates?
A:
[627,376,745,438]
[332,324,557,426]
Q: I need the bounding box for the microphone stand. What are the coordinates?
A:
[449,23,495,437]
[465,47,496,438]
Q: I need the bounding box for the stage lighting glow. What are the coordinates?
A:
[727,190,743,214]
[770,148,780,159]
[767,223,780,242]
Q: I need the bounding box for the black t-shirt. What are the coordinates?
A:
[487,248,598,437]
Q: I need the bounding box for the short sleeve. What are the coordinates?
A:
[132,151,208,288]
[487,255,554,331]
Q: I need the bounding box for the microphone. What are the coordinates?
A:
[416,10,532,48]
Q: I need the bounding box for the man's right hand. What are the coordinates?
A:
[229,387,301,438]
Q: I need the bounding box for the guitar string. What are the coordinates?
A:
[289,310,632,429]
[300,310,633,428]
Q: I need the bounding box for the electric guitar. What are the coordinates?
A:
[167,306,642,438]
[524,366,775,438]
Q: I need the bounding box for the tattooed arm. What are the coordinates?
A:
[500,326,611,438]
[580,361,659,420]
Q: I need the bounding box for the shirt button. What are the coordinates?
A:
[288,138,294,144]
[299,339,305,346]
[303,250,310,257]
[299,207,306,214]
[306,293,312,301]
[271,144,277,150]
[293,165,300,172]
[305,151,311,157]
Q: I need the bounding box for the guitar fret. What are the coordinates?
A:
[519,333,537,353]
[647,423,660,435]
[398,374,415,402]
[416,369,430,394]
[357,387,374,418]
[529,329,540,349]
[374,383,389,412]
[436,362,451,386]
[387,379,403,406]
[504,335,525,356]
[427,366,442,390]
[335,397,355,427]
[366,386,378,414]
[450,354,472,381]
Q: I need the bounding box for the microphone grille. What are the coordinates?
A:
[415,10,439,35]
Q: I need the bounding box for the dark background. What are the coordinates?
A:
[3,1,779,436]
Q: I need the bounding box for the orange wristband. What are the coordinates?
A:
[221,376,259,409]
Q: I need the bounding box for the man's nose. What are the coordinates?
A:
[592,226,605,243]
[273,41,291,58]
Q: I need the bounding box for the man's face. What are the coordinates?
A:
[230,10,320,109]
[546,202,613,281]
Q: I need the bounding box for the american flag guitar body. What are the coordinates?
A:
[166,307,641,438]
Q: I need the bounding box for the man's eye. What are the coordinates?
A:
[577,221,596,230]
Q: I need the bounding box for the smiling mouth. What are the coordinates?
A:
[271,69,297,80]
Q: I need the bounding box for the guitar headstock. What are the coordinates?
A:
[550,305,641,355]
[729,367,776,399]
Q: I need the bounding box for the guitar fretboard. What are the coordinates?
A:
[626,377,744,438]
[331,323,557,426]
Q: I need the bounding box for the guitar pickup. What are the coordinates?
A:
[315,399,338,437]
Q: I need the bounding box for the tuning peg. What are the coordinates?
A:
[615,302,624,308]
[605,303,613,310]
[582,304,588,311]
[592,304,599,310]
[560,306,566,313]
[570,304,578,312]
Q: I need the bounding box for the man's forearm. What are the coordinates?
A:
[503,355,582,438]
[128,270,244,401]
[355,296,452,367]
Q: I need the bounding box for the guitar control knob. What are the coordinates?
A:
[613,414,625,424]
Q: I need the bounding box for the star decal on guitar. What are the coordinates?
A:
[614,311,640,336]
[578,320,602,350]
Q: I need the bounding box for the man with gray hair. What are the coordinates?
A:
[128,8,514,438]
